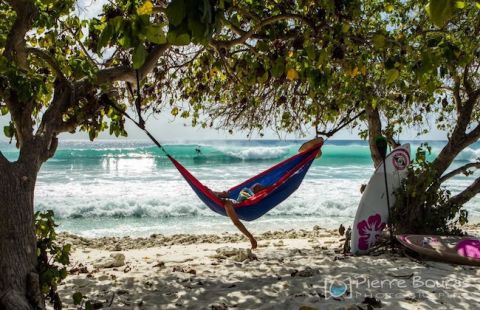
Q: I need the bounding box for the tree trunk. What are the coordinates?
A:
[0,160,44,310]
[365,106,383,167]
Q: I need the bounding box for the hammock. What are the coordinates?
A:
[103,93,323,221]
[167,144,321,221]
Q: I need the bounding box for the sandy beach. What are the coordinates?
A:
[55,225,480,310]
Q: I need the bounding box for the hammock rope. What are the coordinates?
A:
[103,94,171,157]
[98,70,328,220]
[100,93,322,220]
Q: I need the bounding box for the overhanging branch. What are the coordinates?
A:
[211,13,312,49]
[26,47,68,82]
[316,109,365,138]
[36,81,72,137]
[440,162,480,183]
[94,44,170,85]
[449,177,480,206]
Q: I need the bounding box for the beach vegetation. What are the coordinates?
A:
[35,210,71,309]
[392,144,469,235]
[362,1,480,234]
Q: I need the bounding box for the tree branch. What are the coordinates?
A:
[94,44,170,85]
[365,105,383,167]
[63,24,98,67]
[54,43,171,142]
[316,109,365,138]
[211,14,312,49]
[2,0,38,147]
[3,0,38,68]
[449,177,480,206]
[432,82,480,176]
[452,76,462,114]
[36,80,72,137]
[26,47,68,82]
[440,162,480,183]
[463,64,474,94]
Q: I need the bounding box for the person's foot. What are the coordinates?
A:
[250,237,257,250]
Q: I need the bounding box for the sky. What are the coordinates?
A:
[0,111,448,142]
[0,0,449,143]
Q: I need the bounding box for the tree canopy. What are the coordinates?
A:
[0,0,478,194]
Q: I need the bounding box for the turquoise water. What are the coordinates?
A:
[1,140,479,237]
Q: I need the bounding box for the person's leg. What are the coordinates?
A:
[224,201,257,249]
[207,187,230,199]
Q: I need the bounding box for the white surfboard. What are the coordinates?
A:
[351,144,411,255]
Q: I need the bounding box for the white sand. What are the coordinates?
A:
[56,227,480,310]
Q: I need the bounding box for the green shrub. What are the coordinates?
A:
[35,210,71,309]
[392,144,468,235]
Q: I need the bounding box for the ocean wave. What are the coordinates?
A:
[34,178,364,219]
[221,146,292,160]
[455,147,480,162]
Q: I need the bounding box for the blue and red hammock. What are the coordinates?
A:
[105,96,322,221]
[168,144,322,221]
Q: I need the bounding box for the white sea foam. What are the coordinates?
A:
[455,147,480,162]
[220,146,292,160]
[31,140,480,237]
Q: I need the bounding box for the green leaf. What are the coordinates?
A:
[145,25,166,44]
[257,70,269,84]
[132,44,147,69]
[118,35,132,48]
[386,68,400,84]
[341,23,350,33]
[428,0,455,27]
[188,16,207,42]
[455,1,465,8]
[3,125,13,138]
[110,16,123,32]
[88,128,96,141]
[372,34,386,49]
[166,0,186,27]
[171,107,179,116]
[271,58,285,78]
[73,292,83,305]
[305,45,316,60]
[98,23,113,51]
[167,32,190,45]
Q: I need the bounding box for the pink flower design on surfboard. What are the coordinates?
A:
[456,239,480,259]
[357,214,386,250]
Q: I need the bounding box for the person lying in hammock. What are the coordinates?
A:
[209,136,325,250]
[210,183,266,250]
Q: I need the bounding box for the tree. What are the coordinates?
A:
[173,0,480,234]
[0,0,361,308]
[358,0,480,233]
